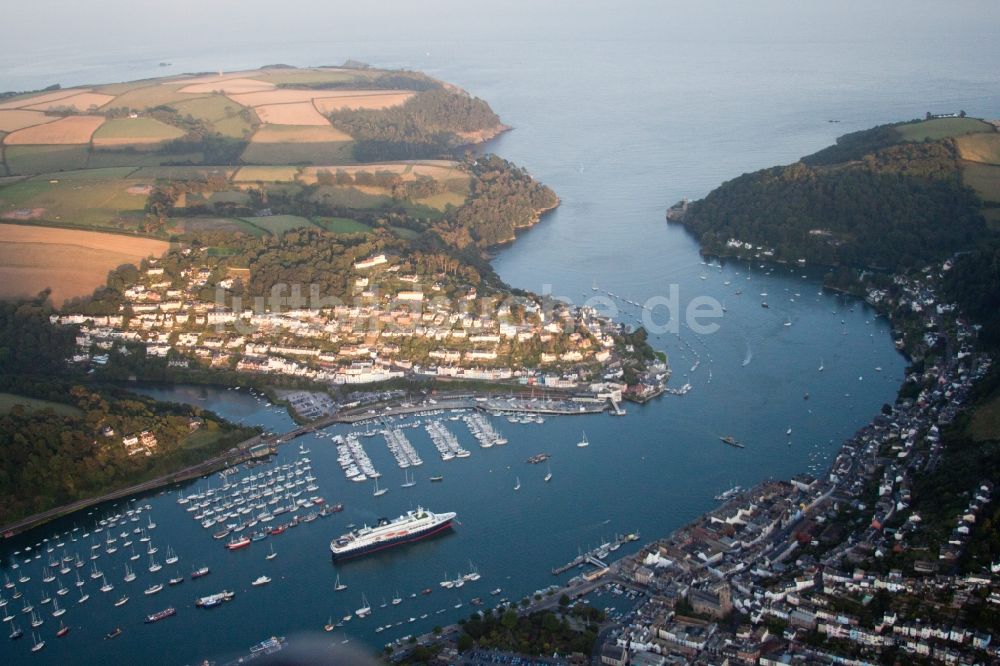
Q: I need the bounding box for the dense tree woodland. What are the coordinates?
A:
[451,604,604,658]
[328,88,502,161]
[679,123,995,270]
[0,296,255,525]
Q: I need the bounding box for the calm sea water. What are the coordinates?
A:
[4,3,1000,663]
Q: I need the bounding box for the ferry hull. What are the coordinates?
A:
[330,519,453,561]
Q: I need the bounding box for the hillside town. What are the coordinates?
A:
[51,249,668,397]
[387,257,999,666]
[579,259,996,665]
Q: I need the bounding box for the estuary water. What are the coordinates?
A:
[3,2,1000,663]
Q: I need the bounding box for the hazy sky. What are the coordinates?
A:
[3,0,999,92]
[6,0,1000,51]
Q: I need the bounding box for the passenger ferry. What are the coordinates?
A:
[329,507,456,560]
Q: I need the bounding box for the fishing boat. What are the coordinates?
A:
[251,575,271,586]
[195,590,234,608]
[191,566,210,579]
[576,431,589,448]
[334,574,347,591]
[226,535,251,551]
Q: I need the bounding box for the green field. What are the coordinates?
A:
[167,216,263,236]
[0,177,148,228]
[415,190,467,210]
[312,216,372,234]
[240,140,354,166]
[390,225,421,240]
[895,117,994,142]
[0,392,83,417]
[962,162,1000,204]
[310,184,391,209]
[240,214,316,235]
[5,145,90,175]
[86,151,205,170]
[169,95,255,138]
[132,165,235,180]
[28,166,136,181]
[93,117,186,145]
[253,69,365,86]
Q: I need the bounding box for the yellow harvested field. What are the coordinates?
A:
[233,166,301,182]
[313,92,414,113]
[4,115,105,145]
[0,224,169,305]
[0,88,86,110]
[178,78,275,94]
[250,124,352,143]
[0,110,56,132]
[25,92,115,112]
[955,132,1000,165]
[255,102,330,126]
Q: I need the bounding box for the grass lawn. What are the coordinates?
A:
[313,216,372,234]
[180,426,231,452]
[240,214,316,235]
[895,117,994,142]
[0,392,83,417]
